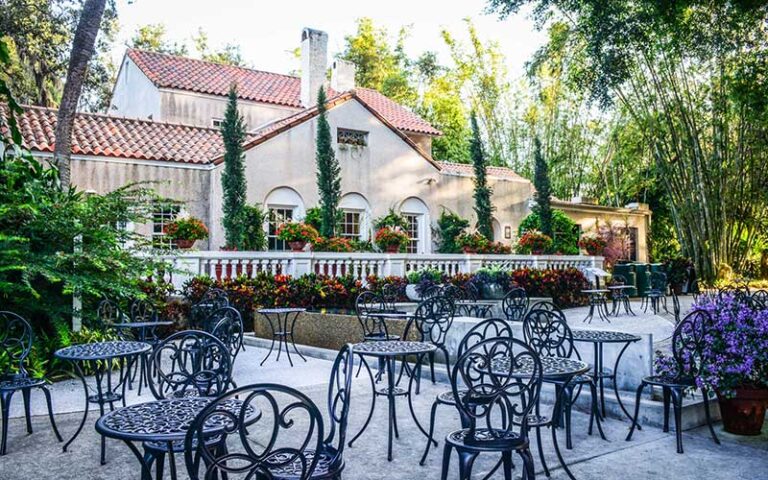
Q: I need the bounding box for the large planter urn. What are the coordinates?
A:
[385,244,401,253]
[717,387,768,435]
[481,283,505,300]
[405,284,421,301]
[288,241,307,252]
[175,239,195,249]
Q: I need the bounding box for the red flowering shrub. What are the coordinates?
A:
[374,227,409,252]
[165,217,208,241]
[366,275,408,301]
[516,230,553,254]
[510,267,590,308]
[482,241,512,254]
[314,236,354,253]
[578,234,607,256]
[277,222,319,243]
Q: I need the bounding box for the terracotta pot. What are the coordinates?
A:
[462,247,477,254]
[717,387,768,435]
[532,250,544,255]
[288,241,307,252]
[385,244,401,253]
[175,239,195,249]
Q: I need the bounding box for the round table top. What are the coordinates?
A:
[491,355,590,380]
[109,321,174,328]
[95,397,256,442]
[257,308,306,314]
[55,341,151,361]
[455,300,496,306]
[571,329,642,343]
[351,340,436,357]
[361,311,415,319]
[581,289,609,294]
[607,285,635,290]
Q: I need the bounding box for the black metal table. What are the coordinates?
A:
[55,341,151,464]
[95,397,256,480]
[572,329,641,422]
[110,321,174,395]
[607,285,636,317]
[581,289,611,323]
[349,340,436,461]
[257,308,307,366]
[454,300,495,318]
[491,355,590,480]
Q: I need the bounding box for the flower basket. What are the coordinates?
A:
[175,239,196,249]
[456,232,489,254]
[717,387,768,435]
[288,241,307,252]
[277,222,319,248]
[578,234,607,256]
[374,227,409,253]
[516,230,553,255]
[165,217,208,249]
[385,244,401,253]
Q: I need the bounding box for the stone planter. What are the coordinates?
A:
[405,284,421,301]
[717,387,768,435]
[480,283,505,300]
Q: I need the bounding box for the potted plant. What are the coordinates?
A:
[456,232,489,254]
[314,236,354,253]
[664,256,693,294]
[481,241,512,254]
[471,267,511,299]
[164,217,208,249]
[277,222,319,252]
[516,230,553,255]
[578,233,607,256]
[405,268,444,301]
[374,226,409,253]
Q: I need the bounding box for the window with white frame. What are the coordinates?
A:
[340,210,362,240]
[337,128,368,147]
[212,118,224,128]
[267,207,294,251]
[403,214,419,254]
[152,203,180,248]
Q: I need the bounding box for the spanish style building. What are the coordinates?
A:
[10,28,651,259]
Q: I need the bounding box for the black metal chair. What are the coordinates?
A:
[380,283,405,314]
[749,289,768,310]
[184,383,325,480]
[189,288,229,330]
[642,272,668,314]
[408,296,455,384]
[609,274,634,316]
[355,291,399,342]
[522,308,606,455]
[96,298,128,339]
[528,300,559,312]
[420,318,513,465]
[207,306,244,362]
[501,287,528,322]
[440,337,542,480]
[0,311,62,455]
[146,330,233,478]
[626,310,720,454]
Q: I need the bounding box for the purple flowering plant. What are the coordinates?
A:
[655,295,768,397]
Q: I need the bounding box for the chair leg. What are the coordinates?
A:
[518,448,536,480]
[662,387,671,432]
[671,388,684,454]
[534,426,549,477]
[420,400,440,466]
[40,386,62,442]
[21,388,33,434]
[440,443,452,480]
[563,385,573,449]
[502,451,514,480]
[701,388,720,445]
[626,382,646,441]
[0,390,15,455]
[429,352,436,384]
[589,381,607,440]
[457,450,478,480]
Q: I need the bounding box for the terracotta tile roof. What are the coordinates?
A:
[437,161,527,181]
[4,104,251,165]
[125,49,441,136]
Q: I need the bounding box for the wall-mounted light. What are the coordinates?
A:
[504,226,512,239]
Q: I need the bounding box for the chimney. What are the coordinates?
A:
[300,28,328,107]
[331,59,356,92]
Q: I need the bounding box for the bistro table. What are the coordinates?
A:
[110,321,174,395]
[348,340,436,461]
[55,341,151,464]
[607,285,636,317]
[454,299,495,318]
[581,289,611,323]
[257,308,307,367]
[491,355,590,480]
[96,396,258,480]
[572,329,642,422]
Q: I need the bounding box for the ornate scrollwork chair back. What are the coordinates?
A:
[150,330,232,399]
[184,384,325,480]
[527,300,559,313]
[0,311,34,378]
[649,272,668,294]
[669,309,712,382]
[501,287,529,321]
[457,318,513,357]
[522,308,575,359]
[208,306,244,361]
[355,291,392,340]
[412,296,455,347]
[750,289,768,310]
[190,288,230,329]
[380,283,403,312]
[321,345,355,474]
[96,298,127,336]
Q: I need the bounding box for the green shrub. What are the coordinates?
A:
[519,210,579,255]
[240,204,268,251]
[436,209,469,253]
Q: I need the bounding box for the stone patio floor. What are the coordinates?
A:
[1,337,766,480]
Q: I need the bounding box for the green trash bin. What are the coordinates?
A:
[634,263,650,297]
[612,264,637,296]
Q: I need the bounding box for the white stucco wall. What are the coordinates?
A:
[110,57,162,120]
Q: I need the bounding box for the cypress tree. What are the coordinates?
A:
[315,87,341,237]
[533,136,553,238]
[221,84,247,248]
[470,112,494,240]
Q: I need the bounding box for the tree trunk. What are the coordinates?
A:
[53,0,107,187]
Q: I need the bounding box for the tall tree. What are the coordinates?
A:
[129,24,189,56]
[470,113,494,240]
[54,0,108,186]
[220,85,248,248]
[192,29,246,67]
[532,137,553,238]
[315,88,341,238]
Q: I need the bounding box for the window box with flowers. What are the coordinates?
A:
[516,230,553,255]
[578,233,607,256]
[374,226,409,253]
[277,222,319,251]
[164,217,208,249]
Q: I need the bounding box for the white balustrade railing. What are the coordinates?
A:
[159,251,604,290]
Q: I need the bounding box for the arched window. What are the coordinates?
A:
[492,218,502,243]
[264,187,306,251]
[399,197,431,254]
[339,193,372,241]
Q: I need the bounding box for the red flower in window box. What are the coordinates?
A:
[164,217,208,249]
[374,227,409,253]
[277,222,319,251]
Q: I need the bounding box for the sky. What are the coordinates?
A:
[112,0,547,79]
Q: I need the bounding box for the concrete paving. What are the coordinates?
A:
[0,343,766,480]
